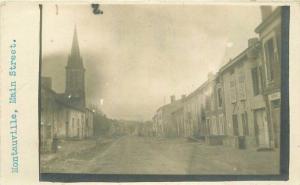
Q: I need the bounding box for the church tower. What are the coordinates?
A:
[65,26,86,107]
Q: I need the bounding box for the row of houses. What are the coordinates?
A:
[41,78,94,153]
[152,6,282,149]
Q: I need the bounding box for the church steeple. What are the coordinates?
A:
[67,26,84,68]
[65,26,86,107]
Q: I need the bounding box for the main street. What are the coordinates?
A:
[41,136,279,174]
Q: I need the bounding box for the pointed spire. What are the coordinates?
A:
[67,25,84,68]
[71,25,80,57]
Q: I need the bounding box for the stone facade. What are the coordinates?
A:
[153,96,184,137]
[219,38,267,149]
[182,76,215,139]
[40,80,94,153]
[255,7,282,148]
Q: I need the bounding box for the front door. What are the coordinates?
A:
[255,109,270,148]
[271,100,281,148]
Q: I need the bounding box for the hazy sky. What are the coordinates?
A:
[42,4,262,121]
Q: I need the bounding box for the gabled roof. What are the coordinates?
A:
[41,80,86,112]
[255,7,281,34]
[56,93,86,112]
[184,79,212,101]
[218,47,249,74]
[219,40,260,74]
[156,99,183,113]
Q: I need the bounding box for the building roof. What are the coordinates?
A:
[218,47,249,74]
[184,75,215,101]
[255,7,281,34]
[55,93,86,112]
[41,78,86,112]
[218,39,260,74]
[156,99,183,113]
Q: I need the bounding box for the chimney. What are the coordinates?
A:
[248,37,259,47]
[260,6,272,21]
[41,77,52,89]
[170,95,175,104]
[247,37,259,59]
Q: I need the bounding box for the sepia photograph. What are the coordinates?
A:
[39,3,288,180]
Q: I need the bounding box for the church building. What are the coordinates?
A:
[41,27,94,153]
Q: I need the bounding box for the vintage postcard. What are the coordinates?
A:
[39,3,287,179]
[0,1,299,184]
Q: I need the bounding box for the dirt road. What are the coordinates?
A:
[41,136,279,174]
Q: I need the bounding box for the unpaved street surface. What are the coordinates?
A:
[41,136,279,174]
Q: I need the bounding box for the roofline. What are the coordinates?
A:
[219,47,249,74]
[42,85,85,112]
[41,85,57,94]
[255,7,281,34]
[156,99,183,112]
[218,40,261,74]
[56,99,86,112]
[184,76,215,101]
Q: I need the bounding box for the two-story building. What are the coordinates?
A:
[255,6,282,148]
[219,37,268,149]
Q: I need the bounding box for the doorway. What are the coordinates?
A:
[254,109,270,148]
[271,99,281,148]
[65,121,69,137]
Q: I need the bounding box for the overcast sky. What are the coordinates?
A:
[42,4,262,121]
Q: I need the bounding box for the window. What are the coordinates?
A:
[230,80,237,103]
[212,116,217,135]
[217,88,223,107]
[206,119,210,135]
[232,115,239,136]
[187,112,192,124]
[218,114,224,135]
[205,95,211,110]
[238,74,246,100]
[251,67,260,96]
[264,38,276,81]
[241,112,249,136]
[211,94,215,111]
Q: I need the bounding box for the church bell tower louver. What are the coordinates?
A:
[65,26,86,107]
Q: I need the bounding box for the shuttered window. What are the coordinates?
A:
[217,88,223,107]
[238,73,246,100]
[232,115,239,136]
[264,38,276,81]
[218,114,224,135]
[251,67,260,96]
[241,112,249,136]
[230,80,237,103]
[212,116,217,135]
